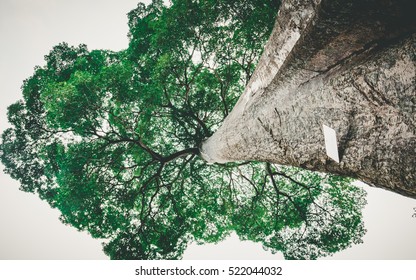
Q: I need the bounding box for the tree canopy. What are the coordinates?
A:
[0,0,366,260]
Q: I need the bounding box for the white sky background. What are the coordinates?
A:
[0,0,415,260]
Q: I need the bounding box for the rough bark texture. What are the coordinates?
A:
[200,0,416,198]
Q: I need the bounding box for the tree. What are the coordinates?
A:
[201,0,416,198]
[0,0,366,259]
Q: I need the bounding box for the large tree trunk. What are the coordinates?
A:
[200,0,416,198]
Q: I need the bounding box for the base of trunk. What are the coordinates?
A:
[201,0,416,199]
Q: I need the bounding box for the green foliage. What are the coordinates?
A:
[231,164,367,259]
[0,0,367,260]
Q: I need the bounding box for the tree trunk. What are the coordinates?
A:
[200,0,416,198]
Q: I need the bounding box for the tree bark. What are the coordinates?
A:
[200,0,416,198]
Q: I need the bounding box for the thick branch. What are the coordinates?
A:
[161,147,199,163]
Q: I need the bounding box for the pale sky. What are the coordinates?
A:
[0,0,415,260]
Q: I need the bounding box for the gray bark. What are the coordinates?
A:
[200,0,416,198]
